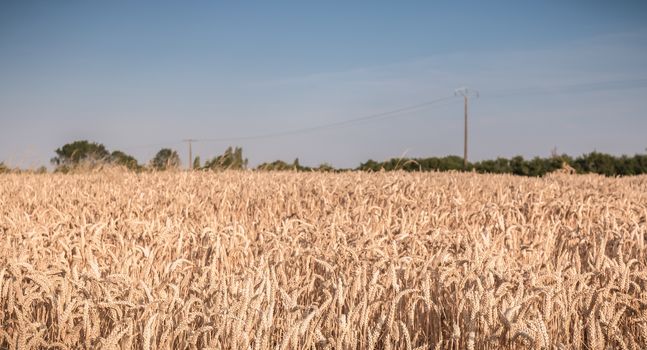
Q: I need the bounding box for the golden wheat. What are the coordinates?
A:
[0,170,646,349]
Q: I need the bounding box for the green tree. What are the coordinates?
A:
[293,158,304,171]
[0,162,9,174]
[256,160,291,171]
[203,146,247,170]
[510,156,529,176]
[151,148,180,170]
[193,156,201,170]
[316,163,334,172]
[474,158,511,174]
[631,154,647,174]
[355,151,647,176]
[357,159,381,171]
[109,150,140,170]
[51,140,110,171]
[257,158,308,171]
[575,152,617,176]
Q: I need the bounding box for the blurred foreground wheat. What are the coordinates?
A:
[1,171,646,349]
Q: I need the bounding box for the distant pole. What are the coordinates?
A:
[454,87,479,169]
[464,95,468,169]
[182,139,197,170]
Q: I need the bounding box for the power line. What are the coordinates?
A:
[107,96,458,167]
[194,95,457,143]
[111,77,647,154]
[119,141,183,152]
[79,96,456,161]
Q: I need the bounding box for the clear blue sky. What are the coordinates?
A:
[1,1,647,168]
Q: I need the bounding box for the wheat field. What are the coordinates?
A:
[0,171,646,349]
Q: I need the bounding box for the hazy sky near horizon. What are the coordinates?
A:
[1,1,647,169]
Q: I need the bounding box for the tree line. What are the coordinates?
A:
[1,140,646,176]
[358,153,647,176]
[44,140,248,172]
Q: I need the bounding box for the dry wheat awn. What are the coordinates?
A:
[0,170,645,349]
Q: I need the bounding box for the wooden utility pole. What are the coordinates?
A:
[454,88,478,169]
[464,94,468,169]
[182,139,197,170]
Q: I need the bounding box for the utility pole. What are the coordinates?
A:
[182,139,197,170]
[454,87,479,169]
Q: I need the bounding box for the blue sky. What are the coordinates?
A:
[1,1,647,168]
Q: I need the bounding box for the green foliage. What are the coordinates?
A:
[51,140,110,170]
[293,158,302,170]
[510,156,529,176]
[358,155,465,172]
[256,158,309,171]
[357,152,647,177]
[574,151,616,176]
[473,157,512,174]
[418,156,465,171]
[0,163,48,174]
[151,148,180,170]
[50,140,141,172]
[41,140,647,176]
[203,147,247,171]
[357,159,381,171]
[256,160,292,171]
[110,150,140,170]
[315,163,335,172]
